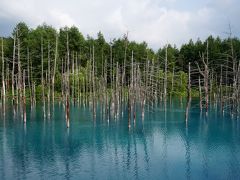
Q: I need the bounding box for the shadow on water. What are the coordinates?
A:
[0,99,240,179]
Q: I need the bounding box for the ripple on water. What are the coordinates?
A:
[0,102,240,179]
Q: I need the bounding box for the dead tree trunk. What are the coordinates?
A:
[128,85,131,128]
[17,32,23,118]
[65,32,70,128]
[185,62,191,122]
[27,48,32,107]
[198,76,202,110]
[41,37,46,118]
[47,42,51,117]
[1,38,6,110]
[23,70,26,123]
[72,52,75,105]
[121,33,128,110]
[12,36,16,107]
[61,58,64,103]
[75,52,79,104]
[164,45,168,101]
[30,56,36,106]
[6,64,9,93]
[92,46,96,118]
[52,34,58,106]
[197,53,209,111]
[171,65,175,100]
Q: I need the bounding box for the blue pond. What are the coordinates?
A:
[0,100,240,179]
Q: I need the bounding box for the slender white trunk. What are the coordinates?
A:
[1,38,5,107]
[164,45,168,100]
[27,47,32,106]
[23,70,26,123]
[41,37,45,117]
[47,42,51,117]
[52,35,58,105]
[66,32,70,128]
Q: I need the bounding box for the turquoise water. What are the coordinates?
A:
[0,100,240,180]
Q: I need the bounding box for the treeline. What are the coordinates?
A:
[1,22,155,85]
[1,22,240,126]
[1,22,240,88]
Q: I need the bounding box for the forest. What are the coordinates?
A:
[1,22,240,127]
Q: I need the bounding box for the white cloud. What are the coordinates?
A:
[105,7,126,32]
[0,0,239,50]
[49,9,76,28]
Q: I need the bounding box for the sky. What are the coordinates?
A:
[0,0,239,49]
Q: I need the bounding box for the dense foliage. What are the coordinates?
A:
[1,22,240,95]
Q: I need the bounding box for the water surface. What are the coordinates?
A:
[0,100,240,179]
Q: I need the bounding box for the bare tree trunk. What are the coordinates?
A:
[6,64,9,93]
[228,26,238,115]
[129,51,134,124]
[104,57,108,119]
[1,38,5,112]
[72,52,75,105]
[23,70,26,123]
[41,37,46,118]
[205,42,209,111]
[92,46,96,118]
[47,42,51,117]
[171,65,175,100]
[199,76,202,110]
[12,36,16,112]
[128,86,131,128]
[196,51,209,111]
[210,70,213,102]
[17,32,23,118]
[180,72,183,106]
[61,58,64,103]
[30,56,36,106]
[115,61,119,118]
[27,47,32,107]
[220,65,223,111]
[188,62,191,100]
[33,82,36,106]
[65,32,70,128]
[185,62,191,122]
[122,33,128,110]
[16,75,19,105]
[75,52,79,104]
[52,34,58,106]
[164,45,168,101]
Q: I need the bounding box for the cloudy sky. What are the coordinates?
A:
[0,0,239,49]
